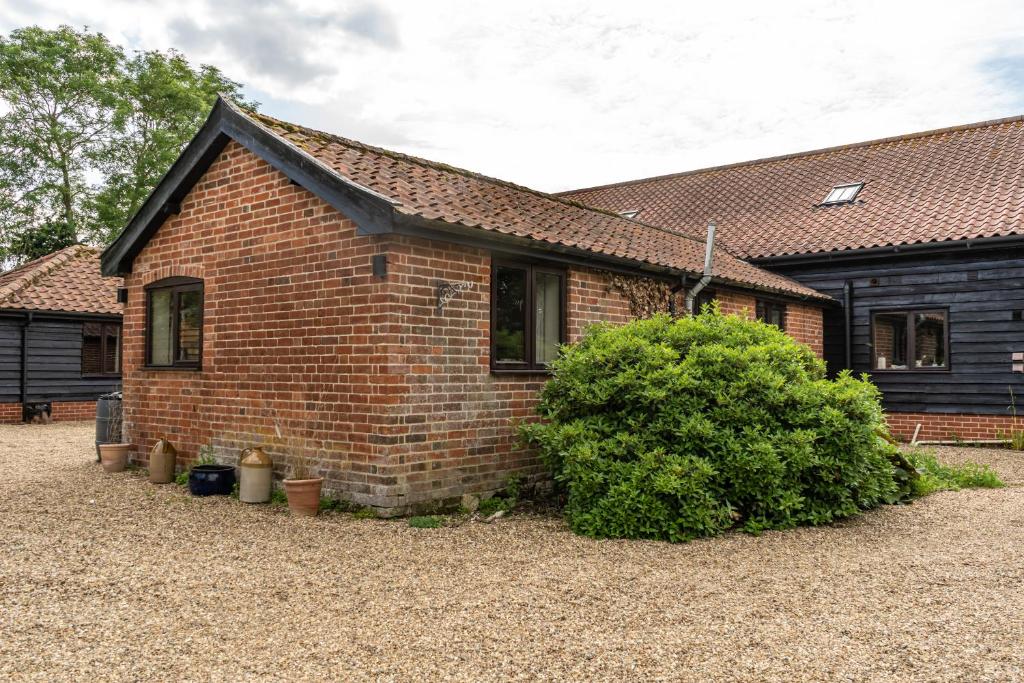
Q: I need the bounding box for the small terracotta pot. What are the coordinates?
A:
[283,478,323,517]
[99,443,132,473]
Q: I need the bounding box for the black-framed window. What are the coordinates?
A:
[146,277,204,369]
[82,322,121,376]
[756,300,787,330]
[871,309,948,371]
[491,260,565,372]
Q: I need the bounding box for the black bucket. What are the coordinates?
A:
[188,465,236,496]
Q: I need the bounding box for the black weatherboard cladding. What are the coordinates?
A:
[0,317,121,404]
[771,246,1024,415]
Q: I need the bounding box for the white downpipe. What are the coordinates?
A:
[684,220,716,315]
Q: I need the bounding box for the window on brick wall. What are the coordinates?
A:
[82,322,122,376]
[756,300,787,330]
[491,260,565,372]
[145,277,204,369]
[871,309,948,371]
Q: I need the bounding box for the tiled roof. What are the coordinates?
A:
[0,245,122,315]
[246,109,827,301]
[560,115,1024,259]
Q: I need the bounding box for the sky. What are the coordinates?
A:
[3,0,1024,193]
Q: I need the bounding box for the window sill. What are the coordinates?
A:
[82,374,122,380]
[871,368,950,373]
[143,365,203,372]
[490,367,553,376]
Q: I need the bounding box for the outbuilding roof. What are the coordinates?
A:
[0,245,122,315]
[562,115,1024,260]
[101,98,829,303]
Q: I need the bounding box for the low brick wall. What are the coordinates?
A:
[886,411,1022,442]
[50,400,99,422]
[0,401,98,424]
[0,403,22,424]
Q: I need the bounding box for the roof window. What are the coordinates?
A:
[618,209,641,219]
[823,183,863,205]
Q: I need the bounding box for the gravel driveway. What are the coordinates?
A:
[1,422,1023,682]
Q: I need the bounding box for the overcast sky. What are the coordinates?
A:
[4,0,1024,192]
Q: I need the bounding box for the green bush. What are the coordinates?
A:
[520,310,911,542]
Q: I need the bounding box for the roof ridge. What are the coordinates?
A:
[0,245,94,306]
[560,113,1024,196]
[246,109,715,247]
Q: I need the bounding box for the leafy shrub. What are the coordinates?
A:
[906,449,1003,496]
[520,310,911,542]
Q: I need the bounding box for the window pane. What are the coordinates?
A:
[534,272,562,365]
[149,289,173,366]
[914,312,947,369]
[177,290,202,363]
[873,313,908,370]
[82,322,102,374]
[104,324,121,374]
[494,266,528,363]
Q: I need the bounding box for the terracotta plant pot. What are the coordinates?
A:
[283,478,323,517]
[98,443,132,473]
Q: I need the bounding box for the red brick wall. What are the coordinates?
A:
[50,400,98,421]
[0,403,21,424]
[119,141,830,512]
[122,141,399,507]
[0,401,97,423]
[886,412,1022,442]
[712,291,824,357]
[380,236,639,509]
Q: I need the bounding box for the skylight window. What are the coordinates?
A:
[619,209,641,219]
[823,183,863,205]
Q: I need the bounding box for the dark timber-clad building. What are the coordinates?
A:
[0,245,123,423]
[563,115,1024,441]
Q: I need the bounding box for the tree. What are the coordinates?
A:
[0,25,122,262]
[0,26,256,264]
[89,50,256,244]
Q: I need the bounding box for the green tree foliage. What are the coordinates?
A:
[0,25,256,263]
[0,26,122,262]
[520,310,914,542]
[90,50,253,244]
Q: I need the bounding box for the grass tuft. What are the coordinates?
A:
[407,515,443,529]
[906,449,1004,497]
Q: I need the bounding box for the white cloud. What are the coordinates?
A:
[2,0,1024,191]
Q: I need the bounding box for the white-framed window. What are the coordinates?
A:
[823,183,863,205]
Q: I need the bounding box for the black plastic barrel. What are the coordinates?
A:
[95,391,122,462]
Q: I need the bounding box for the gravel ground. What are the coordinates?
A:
[1,423,1023,682]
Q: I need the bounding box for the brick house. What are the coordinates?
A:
[0,245,123,423]
[562,115,1024,442]
[100,98,828,513]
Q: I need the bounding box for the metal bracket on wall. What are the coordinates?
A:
[436,280,473,311]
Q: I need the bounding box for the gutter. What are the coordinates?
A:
[684,221,716,315]
[752,233,1024,267]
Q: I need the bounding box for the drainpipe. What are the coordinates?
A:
[684,220,716,315]
[19,312,32,421]
[843,280,854,370]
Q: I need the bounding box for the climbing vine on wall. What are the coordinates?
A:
[604,272,674,319]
